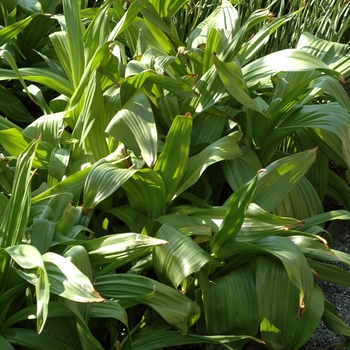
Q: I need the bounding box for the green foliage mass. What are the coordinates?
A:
[0,0,350,349]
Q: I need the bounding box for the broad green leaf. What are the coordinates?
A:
[0,128,51,169]
[254,237,314,304]
[237,203,304,241]
[307,259,350,287]
[109,0,148,40]
[0,328,75,350]
[48,148,70,186]
[131,331,262,350]
[83,159,137,211]
[83,1,111,63]
[0,14,37,47]
[49,31,72,82]
[322,300,350,341]
[62,0,85,89]
[95,273,200,334]
[272,176,324,220]
[326,170,350,211]
[243,49,341,88]
[0,137,40,248]
[6,244,49,333]
[105,206,148,233]
[72,68,109,160]
[154,224,221,288]
[211,173,259,253]
[0,68,74,97]
[31,218,56,254]
[253,149,317,212]
[106,89,157,168]
[154,114,192,203]
[213,54,263,113]
[80,232,167,266]
[122,169,166,220]
[297,32,349,66]
[0,335,14,350]
[175,131,243,197]
[256,256,323,349]
[0,85,34,123]
[221,147,261,191]
[198,264,259,348]
[43,252,104,303]
[31,167,91,205]
[23,112,64,148]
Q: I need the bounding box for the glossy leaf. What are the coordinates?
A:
[0,137,40,248]
[176,131,243,197]
[95,274,200,335]
[106,89,158,168]
[154,224,221,288]
[83,159,137,211]
[154,114,192,203]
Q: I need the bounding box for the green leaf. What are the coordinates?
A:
[72,68,109,160]
[62,0,85,89]
[0,137,40,248]
[154,224,221,288]
[154,114,192,203]
[0,85,34,123]
[0,14,37,47]
[253,149,317,212]
[6,244,50,334]
[43,252,104,303]
[122,169,166,220]
[176,131,243,197]
[0,335,14,350]
[80,232,167,267]
[0,328,75,350]
[83,159,137,211]
[213,54,263,113]
[106,89,157,168]
[211,173,259,253]
[242,49,341,88]
[272,176,324,220]
[198,264,259,348]
[95,274,200,335]
[256,256,323,349]
[131,331,262,350]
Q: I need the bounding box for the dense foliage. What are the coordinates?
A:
[0,0,350,349]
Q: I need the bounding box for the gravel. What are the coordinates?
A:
[300,220,350,350]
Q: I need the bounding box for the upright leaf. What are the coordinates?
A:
[154,114,192,202]
[0,137,40,248]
